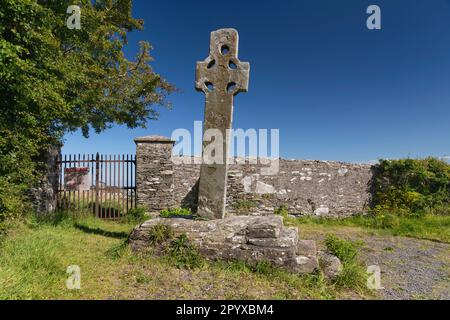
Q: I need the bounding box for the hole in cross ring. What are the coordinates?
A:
[228,61,237,69]
[207,60,215,69]
[205,82,214,91]
[227,82,237,93]
[221,45,230,55]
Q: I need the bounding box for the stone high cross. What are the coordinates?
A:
[195,28,250,220]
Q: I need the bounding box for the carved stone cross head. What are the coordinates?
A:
[196,28,250,97]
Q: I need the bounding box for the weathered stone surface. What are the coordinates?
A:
[297,240,317,258]
[135,147,375,217]
[195,28,250,220]
[295,255,319,274]
[168,157,375,218]
[248,227,297,247]
[314,207,330,216]
[129,215,318,274]
[134,135,174,143]
[318,251,343,280]
[247,215,282,238]
[255,181,276,194]
[134,136,175,211]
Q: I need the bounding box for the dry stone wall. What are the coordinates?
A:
[172,157,374,217]
[135,137,376,218]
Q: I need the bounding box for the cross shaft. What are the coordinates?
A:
[195,28,250,219]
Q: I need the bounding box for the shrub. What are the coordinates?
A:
[160,208,192,218]
[373,158,450,215]
[0,178,29,234]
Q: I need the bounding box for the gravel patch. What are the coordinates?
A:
[359,236,449,300]
[303,228,450,300]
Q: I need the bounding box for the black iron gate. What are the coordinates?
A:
[56,153,136,219]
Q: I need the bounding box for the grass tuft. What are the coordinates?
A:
[166,234,203,269]
[148,224,174,245]
[325,234,367,291]
[325,234,363,263]
[160,208,192,218]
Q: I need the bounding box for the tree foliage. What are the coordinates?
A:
[0,0,174,223]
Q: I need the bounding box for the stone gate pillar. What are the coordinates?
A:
[134,135,175,212]
[29,145,61,214]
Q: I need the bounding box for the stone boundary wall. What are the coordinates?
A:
[135,136,376,218]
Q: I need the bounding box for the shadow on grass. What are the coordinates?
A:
[74,223,129,239]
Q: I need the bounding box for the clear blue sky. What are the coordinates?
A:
[63,0,450,163]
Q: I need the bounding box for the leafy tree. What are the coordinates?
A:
[0,0,174,224]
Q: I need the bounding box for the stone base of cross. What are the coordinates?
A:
[195,29,250,220]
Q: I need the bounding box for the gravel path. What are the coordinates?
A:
[300,227,450,300]
[359,236,449,299]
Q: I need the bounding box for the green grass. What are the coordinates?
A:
[0,213,374,300]
[292,213,450,243]
[166,234,203,270]
[147,224,174,245]
[324,235,368,291]
[160,208,192,218]
[0,215,135,299]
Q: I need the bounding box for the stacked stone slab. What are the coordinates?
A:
[129,215,318,274]
[134,135,175,211]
